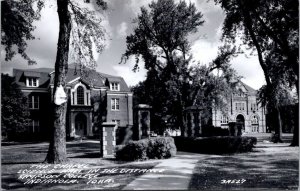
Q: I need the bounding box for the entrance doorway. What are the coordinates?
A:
[236,114,245,131]
[75,113,87,137]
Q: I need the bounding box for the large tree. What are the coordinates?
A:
[214,0,299,144]
[121,0,204,136]
[1,0,108,163]
[1,74,30,140]
[45,0,107,163]
[123,0,240,136]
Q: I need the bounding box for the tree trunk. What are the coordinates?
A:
[291,103,299,146]
[45,0,71,163]
[273,105,283,143]
[239,1,286,143]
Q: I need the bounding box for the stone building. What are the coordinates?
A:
[12,65,133,140]
[212,81,267,133]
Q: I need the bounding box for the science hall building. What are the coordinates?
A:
[212,81,267,133]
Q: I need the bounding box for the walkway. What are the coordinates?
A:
[123,152,201,190]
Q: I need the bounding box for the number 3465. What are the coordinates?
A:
[221,179,246,184]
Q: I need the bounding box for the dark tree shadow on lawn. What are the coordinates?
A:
[189,153,298,190]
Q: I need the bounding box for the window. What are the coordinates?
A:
[112,119,121,126]
[251,115,259,124]
[110,82,120,91]
[77,86,84,105]
[251,103,257,111]
[235,103,245,111]
[26,77,39,87]
[111,98,120,110]
[220,115,228,124]
[86,92,89,105]
[72,92,75,105]
[29,119,40,133]
[251,115,259,132]
[28,95,39,109]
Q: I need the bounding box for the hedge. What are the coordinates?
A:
[115,137,177,161]
[173,136,257,154]
[201,125,230,137]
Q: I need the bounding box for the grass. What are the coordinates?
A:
[2,141,160,190]
[188,143,299,190]
[2,137,298,190]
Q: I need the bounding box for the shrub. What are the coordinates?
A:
[115,139,149,161]
[115,137,177,161]
[147,137,177,159]
[174,136,257,154]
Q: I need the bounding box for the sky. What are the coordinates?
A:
[1,0,266,90]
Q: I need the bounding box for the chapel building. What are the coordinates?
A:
[12,65,133,140]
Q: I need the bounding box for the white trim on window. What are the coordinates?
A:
[110,82,120,91]
[26,77,39,87]
[111,98,120,111]
[71,83,91,106]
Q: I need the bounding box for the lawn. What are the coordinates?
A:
[2,138,299,190]
[189,142,299,190]
[2,141,160,190]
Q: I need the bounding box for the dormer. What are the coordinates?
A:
[24,71,40,87]
[110,82,120,91]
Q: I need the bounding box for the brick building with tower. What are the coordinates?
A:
[212,81,267,133]
[12,65,133,140]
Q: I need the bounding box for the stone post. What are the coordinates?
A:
[133,104,152,140]
[184,106,202,137]
[190,112,195,136]
[198,112,202,135]
[101,122,116,158]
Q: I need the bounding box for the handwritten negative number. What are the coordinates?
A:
[221,179,246,184]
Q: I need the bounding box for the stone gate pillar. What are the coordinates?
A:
[184,106,202,137]
[134,104,152,140]
[101,122,117,158]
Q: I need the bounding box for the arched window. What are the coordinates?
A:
[77,86,84,105]
[251,115,259,124]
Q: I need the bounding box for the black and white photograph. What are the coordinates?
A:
[1,0,299,190]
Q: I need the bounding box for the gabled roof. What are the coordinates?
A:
[23,71,41,78]
[13,64,131,92]
[240,81,257,95]
[65,63,130,91]
[13,68,51,88]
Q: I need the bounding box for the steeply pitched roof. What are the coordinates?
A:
[65,63,130,91]
[13,68,51,88]
[240,81,257,95]
[13,65,131,92]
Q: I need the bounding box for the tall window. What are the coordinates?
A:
[251,103,257,111]
[251,115,259,132]
[111,98,120,110]
[110,82,120,91]
[77,86,84,105]
[29,119,40,133]
[220,115,228,124]
[26,77,39,87]
[235,103,245,111]
[28,95,39,109]
[251,115,259,124]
